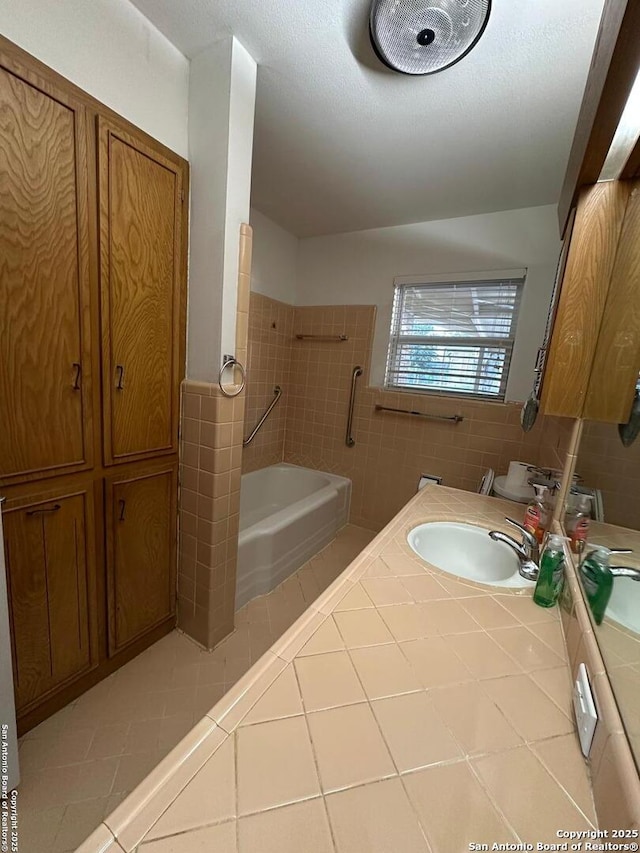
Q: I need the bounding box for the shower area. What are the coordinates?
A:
[237,297,376,613]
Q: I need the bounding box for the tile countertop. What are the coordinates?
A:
[77,485,596,853]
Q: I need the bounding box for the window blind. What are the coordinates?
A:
[385,277,524,400]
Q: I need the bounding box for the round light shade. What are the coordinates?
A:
[370,0,491,75]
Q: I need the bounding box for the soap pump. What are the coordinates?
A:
[533,533,567,608]
[523,484,551,545]
[579,547,633,625]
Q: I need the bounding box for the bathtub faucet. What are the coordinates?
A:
[488,518,539,582]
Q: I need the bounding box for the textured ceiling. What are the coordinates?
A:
[130,0,605,236]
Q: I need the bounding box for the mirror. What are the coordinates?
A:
[567,419,640,768]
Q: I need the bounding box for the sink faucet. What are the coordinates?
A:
[488,517,540,581]
[610,566,640,581]
[580,549,639,581]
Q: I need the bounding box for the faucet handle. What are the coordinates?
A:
[504,517,538,550]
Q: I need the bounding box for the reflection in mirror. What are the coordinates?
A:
[567,419,640,770]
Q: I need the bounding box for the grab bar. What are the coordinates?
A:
[374,404,463,424]
[295,334,349,342]
[243,386,282,447]
[346,366,363,447]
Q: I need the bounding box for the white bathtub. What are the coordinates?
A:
[236,463,351,610]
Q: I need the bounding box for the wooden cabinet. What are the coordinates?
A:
[106,464,177,654]
[98,117,184,465]
[0,61,93,484]
[541,179,640,423]
[0,39,188,734]
[2,488,97,713]
[584,180,640,422]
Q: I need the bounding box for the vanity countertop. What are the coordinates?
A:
[79,485,597,853]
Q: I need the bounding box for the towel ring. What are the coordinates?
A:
[218,356,246,398]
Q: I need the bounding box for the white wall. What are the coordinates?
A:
[297,205,561,402]
[250,209,299,304]
[188,37,257,381]
[0,0,189,158]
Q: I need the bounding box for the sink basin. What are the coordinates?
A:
[407,521,534,588]
[607,576,640,634]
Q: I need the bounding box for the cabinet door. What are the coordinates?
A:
[98,117,184,465]
[584,180,640,423]
[0,60,93,483]
[2,488,97,713]
[106,465,177,654]
[541,181,631,418]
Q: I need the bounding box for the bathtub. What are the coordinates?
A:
[236,463,351,610]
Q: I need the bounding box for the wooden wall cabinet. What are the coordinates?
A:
[541,179,640,423]
[2,487,98,714]
[106,464,177,654]
[0,39,188,733]
[99,118,184,465]
[584,181,640,422]
[0,60,93,485]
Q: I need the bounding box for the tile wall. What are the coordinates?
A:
[242,297,575,531]
[177,224,252,649]
[242,293,294,473]
[574,419,640,528]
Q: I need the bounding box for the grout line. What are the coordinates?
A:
[464,755,524,843]
[528,740,598,828]
[292,664,339,853]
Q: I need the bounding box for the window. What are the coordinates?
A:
[385,273,525,400]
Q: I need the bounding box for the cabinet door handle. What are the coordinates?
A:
[116,365,125,390]
[118,499,126,521]
[72,362,82,390]
[26,504,61,516]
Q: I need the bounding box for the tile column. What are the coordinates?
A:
[177,224,252,648]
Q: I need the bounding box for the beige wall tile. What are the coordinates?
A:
[178,378,244,649]
[236,300,579,529]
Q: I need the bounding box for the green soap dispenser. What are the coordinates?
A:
[533,533,566,608]
[580,548,613,625]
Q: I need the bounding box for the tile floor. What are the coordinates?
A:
[16,524,376,853]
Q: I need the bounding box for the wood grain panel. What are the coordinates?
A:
[558,0,640,234]
[99,118,183,464]
[3,489,95,711]
[0,64,92,482]
[106,465,177,653]
[0,38,188,732]
[585,180,640,422]
[541,181,631,418]
[44,495,91,684]
[3,506,50,710]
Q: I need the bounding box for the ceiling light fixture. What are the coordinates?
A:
[369,0,491,76]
